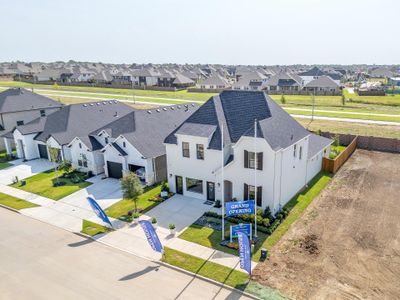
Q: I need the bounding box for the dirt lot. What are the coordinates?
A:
[252,150,400,299]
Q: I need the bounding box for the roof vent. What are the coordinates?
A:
[96,102,101,106]
[163,107,167,111]
[291,134,294,140]
[83,104,88,107]
[108,101,113,104]
[113,100,118,104]
[191,103,195,107]
[90,103,94,106]
[156,109,160,112]
[177,105,181,109]
[184,104,188,108]
[147,110,152,114]
[103,102,107,105]
[171,107,174,110]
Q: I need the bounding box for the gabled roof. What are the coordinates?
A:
[264,73,302,87]
[22,101,135,145]
[94,103,199,158]
[165,91,310,151]
[173,73,194,85]
[298,66,325,77]
[305,75,339,88]
[201,74,230,86]
[0,88,62,114]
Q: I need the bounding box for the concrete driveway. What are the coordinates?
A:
[142,194,220,233]
[59,175,122,210]
[0,159,55,185]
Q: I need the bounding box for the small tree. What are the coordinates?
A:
[121,172,144,213]
[59,160,73,175]
[48,147,61,185]
[341,94,346,106]
[333,133,340,147]
[280,94,286,104]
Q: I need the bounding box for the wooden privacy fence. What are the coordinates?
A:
[322,137,358,174]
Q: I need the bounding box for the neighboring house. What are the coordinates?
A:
[96,103,198,184]
[130,69,159,87]
[369,67,394,78]
[198,74,230,90]
[36,68,72,82]
[388,77,400,87]
[298,66,326,85]
[303,75,341,95]
[164,91,331,214]
[0,88,62,151]
[263,72,303,93]
[172,73,195,88]
[232,71,267,91]
[10,100,199,186]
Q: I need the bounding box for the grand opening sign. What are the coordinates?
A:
[225,200,255,217]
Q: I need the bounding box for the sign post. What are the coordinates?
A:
[230,223,252,242]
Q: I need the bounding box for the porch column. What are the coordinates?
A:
[3,138,12,155]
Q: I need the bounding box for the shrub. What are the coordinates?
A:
[280,94,286,104]
[133,212,140,219]
[168,223,176,230]
[161,181,169,192]
[151,217,157,224]
[204,211,219,218]
[262,218,270,227]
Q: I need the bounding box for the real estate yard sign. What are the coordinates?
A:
[225,200,255,217]
[230,223,252,242]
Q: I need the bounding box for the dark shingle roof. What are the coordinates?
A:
[94,104,199,158]
[305,76,339,88]
[0,88,62,114]
[308,134,332,158]
[299,66,325,77]
[111,142,128,156]
[165,91,310,151]
[32,101,134,145]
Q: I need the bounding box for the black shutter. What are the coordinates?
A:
[257,186,262,206]
[244,183,248,200]
[257,152,263,170]
[244,150,249,168]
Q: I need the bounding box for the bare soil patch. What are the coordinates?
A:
[252,150,400,300]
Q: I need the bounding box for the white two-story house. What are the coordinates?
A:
[164,91,332,214]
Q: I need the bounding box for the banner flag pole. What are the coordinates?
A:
[254,119,258,238]
[221,121,225,241]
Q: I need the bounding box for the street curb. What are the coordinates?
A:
[0,203,20,213]
[78,231,260,300]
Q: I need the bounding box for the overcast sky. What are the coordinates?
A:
[1,0,399,65]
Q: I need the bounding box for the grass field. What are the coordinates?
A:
[2,81,400,138]
[0,192,38,210]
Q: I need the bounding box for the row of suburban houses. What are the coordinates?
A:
[1,88,331,214]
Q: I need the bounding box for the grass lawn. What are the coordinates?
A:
[162,247,249,289]
[0,162,12,170]
[179,220,268,261]
[81,220,113,236]
[252,172,332,260]
[0,192,38,210]
[10,169,91,200]
[105,184,162,221]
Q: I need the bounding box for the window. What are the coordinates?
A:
[243,184,263,207]
[244,150,263,170]
[123,141,126,148]
[186,177,203,194]
[40,110,46,117]
[16,120,24,126]
[79,143,82,149]
[105,137,109,144]
[293,144,297,157]
[182,142,190,158]
[299,146,303,160]
[196,144,204,160]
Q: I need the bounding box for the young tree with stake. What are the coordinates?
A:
[121,172,144,213]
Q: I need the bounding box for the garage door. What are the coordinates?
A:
[38,144,49,159]
[107,161,123,179]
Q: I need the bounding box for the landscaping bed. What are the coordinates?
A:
[0,192,38,210]
[10,169,92,200]
[81,220,113,236]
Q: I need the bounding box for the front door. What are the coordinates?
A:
[175,176,183,194]
[207,182,215,201]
